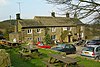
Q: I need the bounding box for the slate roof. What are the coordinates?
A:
[19,19,39,27]
[19,16,84,28]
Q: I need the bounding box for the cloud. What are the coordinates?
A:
[0,0,8,6]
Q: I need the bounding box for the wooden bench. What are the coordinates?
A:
[48,54,78,67]
[19,46,40,59]
[42,61,55,67]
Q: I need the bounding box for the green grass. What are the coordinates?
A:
[5,48,60,67]
[76,57,100,67]
[8,48,35,67]
[38,48,60,54]
[1,46,100,67]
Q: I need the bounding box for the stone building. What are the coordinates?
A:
[13,13,84,43]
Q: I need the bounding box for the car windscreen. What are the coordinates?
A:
[83,47,94,52]
[57,44,65,48]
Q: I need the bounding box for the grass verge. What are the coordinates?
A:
[0,46,100,67]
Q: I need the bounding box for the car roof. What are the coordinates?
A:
[87,45,100,48]
[89,39,100,42]
[58,43,73,45]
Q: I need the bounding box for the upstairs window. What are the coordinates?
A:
[27,29,32,34]
[63,27,70,31]
[37,29,41,33]
[51,27,56,32]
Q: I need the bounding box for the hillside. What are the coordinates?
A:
[0,20,16,33]
[0,20,16,29]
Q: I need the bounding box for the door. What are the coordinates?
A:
[64,45,70,53]
[95,46,100,58]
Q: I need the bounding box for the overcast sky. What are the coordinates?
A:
[0,0,56,21]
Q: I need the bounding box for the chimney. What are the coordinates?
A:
[51,12,55,17]
[16,13,20,20]
[15,13,20,33]
[66,13,69,18]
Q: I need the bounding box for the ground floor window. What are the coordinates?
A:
[37,37,42,42]
[27,38,32,40]
[51,35,56,40]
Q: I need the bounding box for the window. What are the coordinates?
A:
[37,29,41,33]
[69,45,74,48]
[51,35,56,40]
[83,47,94,52]
[27,29,32,34]
[96,47,100,52]
[37,37,42,42]
[81,26,83,31]
[51,27,56,32]
[27,38,32,40]
[63,27,70,31]
[81,33,84,38]
[65,45,70,49]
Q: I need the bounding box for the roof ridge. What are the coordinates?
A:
[34,16,68,18]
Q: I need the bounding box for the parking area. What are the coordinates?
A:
[67,45,100,62]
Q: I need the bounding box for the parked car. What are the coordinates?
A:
[51,43,76,54]
[84,39,100,47]
[36,42,51,49]
[74,40,86,46]
[81,45,100,60]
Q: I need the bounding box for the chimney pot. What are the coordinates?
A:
[16,13,20,20]
[51,12,55,17]
[66,13,69,18]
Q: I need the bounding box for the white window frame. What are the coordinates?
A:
[81,32,84,38]
[37,29,41,33]
[51,27,56,32]
[27,29,32,34]
[51,35,56,40]
[63,27,70,31]
[37,37,42,42]
[28,38,32,40]
[81,26,83,31]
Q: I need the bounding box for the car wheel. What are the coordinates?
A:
[95,56,100,60]
[73,51,76,54]
[66,53,68,55]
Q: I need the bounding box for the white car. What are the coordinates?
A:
[81,45,100,60]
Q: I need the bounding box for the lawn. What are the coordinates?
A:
[76,57,100,67]
[0,45,100,67]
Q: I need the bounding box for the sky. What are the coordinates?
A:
[0,0,56,21]
[0,0,99,23]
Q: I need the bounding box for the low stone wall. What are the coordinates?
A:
[0,49,11,67]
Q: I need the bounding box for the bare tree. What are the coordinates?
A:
[46,0,100,23]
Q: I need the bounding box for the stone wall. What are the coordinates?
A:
[0,49,11,67]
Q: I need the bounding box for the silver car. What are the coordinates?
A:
[81,45,100,60]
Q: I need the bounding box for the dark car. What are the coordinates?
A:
[75,40,86,46]
[51,44,76,54]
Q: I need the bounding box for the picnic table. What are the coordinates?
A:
[47,54,78,67]
[19,46,39,59]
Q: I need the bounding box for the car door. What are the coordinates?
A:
[95,46,100,58]
[69,45,76,53]
[64,45,70,53]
